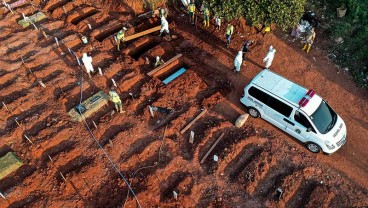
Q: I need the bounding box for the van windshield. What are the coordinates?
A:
[310,101,337,134]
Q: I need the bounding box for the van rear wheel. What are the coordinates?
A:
[306,142,321,153]
[248,107,260,118]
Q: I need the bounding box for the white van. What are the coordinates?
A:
[240,69,346,154]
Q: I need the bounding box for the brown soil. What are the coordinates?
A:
[0,0,367,207]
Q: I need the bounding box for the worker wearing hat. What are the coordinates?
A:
[109,87,124,113]
[116,27,127,51]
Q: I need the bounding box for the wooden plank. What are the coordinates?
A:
[180,109,207,134]
[124,25,161,41]
[200,133,225,164]
[147,53,183,76]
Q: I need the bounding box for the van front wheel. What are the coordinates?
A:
[248,107,260,118]
[306,142,321,153]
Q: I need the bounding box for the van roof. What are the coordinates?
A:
[252,69,307,107]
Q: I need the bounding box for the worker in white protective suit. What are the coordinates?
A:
[82,53,94,78]
[233,51,243,76]
[263,45,276,69]
[159,17,170,37]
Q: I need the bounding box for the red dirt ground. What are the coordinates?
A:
[0,0,367,207]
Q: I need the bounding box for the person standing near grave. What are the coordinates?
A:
[154,56,165,68]
[242,40,254,60]
[233,51,243,75]
[188,0,196,25]
[214,15,221,30]
[159,16,170,37]
[109,87,124,113]
[225,24,234,48]
[116,27,127,51]
[302,27,316,53]
[263,45,276,69]
[82,53,94,78]
[203,5,210,27]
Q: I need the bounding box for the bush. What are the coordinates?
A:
[324,0,368,88]
[207,0,306,30]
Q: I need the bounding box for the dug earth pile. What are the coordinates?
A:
[0,0,367,207]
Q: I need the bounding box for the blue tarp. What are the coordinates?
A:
[162,68,186,84]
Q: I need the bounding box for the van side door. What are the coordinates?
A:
[284,110,315,143]
[262,96,293,131]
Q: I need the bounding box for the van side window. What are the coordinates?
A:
[294,111,314,131]
[267,97,293,117]
[248,87,270,104]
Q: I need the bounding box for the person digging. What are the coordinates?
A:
[109,87,124,113]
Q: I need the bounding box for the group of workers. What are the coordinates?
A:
[81,1,317,113]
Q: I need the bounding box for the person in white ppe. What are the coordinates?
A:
[233,51,243,76]
[154,56,165,68]
[159,17,170,37]
[263,45,276,69]
[82,53,94,78]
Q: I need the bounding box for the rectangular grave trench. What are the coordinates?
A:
[94,23,123,42]
[70,9,99,25]
[128,39,161,60]
[46,0,72,12]
[155,59,189,84]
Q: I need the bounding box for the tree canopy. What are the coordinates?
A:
[207,0,306,30]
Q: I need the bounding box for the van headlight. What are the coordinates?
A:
[325,140,335,150]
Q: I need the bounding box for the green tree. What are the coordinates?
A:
[207,0,306,30]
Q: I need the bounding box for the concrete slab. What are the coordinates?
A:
[18,12,46,28]
[68,91,110,122]
[0,152,23,180]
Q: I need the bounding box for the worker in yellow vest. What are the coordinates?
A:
[188,1,196,24]
[109,87,124,113]
[225,24,234,48]
[116,27,127,51]
[203,6,210,27]
[302,27,316,53]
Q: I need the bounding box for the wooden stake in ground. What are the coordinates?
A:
[180,109,207,134]
[24,134,34,145]
[200,132,225,164]
[41,30,48,39]
[0,191,6,199]
[148,105,155,118]
[111,78,117,87]
[92,121,98,129]
[2,102,11,114]
[189,131,195,144]
[173,191,178,200]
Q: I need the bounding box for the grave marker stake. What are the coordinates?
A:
[173,191,178,200]
[111,78,117,87]
[2,102,11,114]
[24,134,34,145]
[32,22,38,30]
[0,191,6,199]
[189,131,194,143]
[62,6,67,14]
[42,30,48,38]
[98,67,103,75]
[148,105,155,117]
[55,37,59,46]
[87,24,92,30]
[92,121,98,129]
